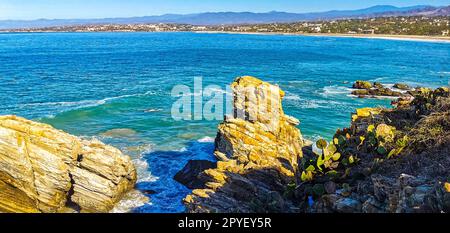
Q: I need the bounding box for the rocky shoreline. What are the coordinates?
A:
[176,77,450,213]
[351,80,412,100]
[0,77,448,213]
[0,116,137,213]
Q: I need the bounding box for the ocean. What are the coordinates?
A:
[0,32,449,212]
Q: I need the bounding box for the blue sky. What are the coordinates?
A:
[0,0,449,20]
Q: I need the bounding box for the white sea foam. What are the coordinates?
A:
[301,101,321,109]
[110,189,150,213]
[198,136,215,143]
[284,94,301,101]
[286,80,311,84]
[174,92,202,97]
[176,147,188,152]
[127,144,159,183]
[144,108,163,113]
[370,77,389,82]
[134,158,158,183]
[286,95,347,109]
[174,87,230,98]
[321,85,353,96]
[20,99,105,109]
[20,90,156,112]
[205,87,231,95]
[382,83,412,94]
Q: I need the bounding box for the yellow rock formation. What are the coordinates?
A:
[0,115,137,213]
[184,76,304,212]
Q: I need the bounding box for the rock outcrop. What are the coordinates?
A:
[350,81,415,102]
[308,87,450,213]
[182,77,449,213]
[184,76,304,213]
[0,115,137,213]
[174,160,217,189]
[353,80,373,89]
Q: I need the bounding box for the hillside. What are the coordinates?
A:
[1,5,449,29]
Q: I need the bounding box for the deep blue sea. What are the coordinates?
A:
[0,32,449,212]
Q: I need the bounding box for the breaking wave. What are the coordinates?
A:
[321,85,353,96]
[19,91,156,112]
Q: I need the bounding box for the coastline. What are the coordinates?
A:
[0,30,449,214]
[1,29,449,43]
[195,31,450,43]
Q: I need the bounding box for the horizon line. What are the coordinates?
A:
[0,4,444,22]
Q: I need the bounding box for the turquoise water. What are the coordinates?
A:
[0,32,449,212]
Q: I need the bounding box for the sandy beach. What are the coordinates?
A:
[196,31,450,43]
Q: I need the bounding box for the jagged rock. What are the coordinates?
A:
[0,115,137,213]
[184,76,303,213]
[313,194,362,213]
[434,86,450,97]
[407,87,432,96]
[324,181,336,194]
[394,83,410,90]
[353,80,372,89]
[334,198,362,213]
[214,76,303,177]
[362,196,385,213]
[392,96,414,107]
[373,82,384,89]
[351,87,404,98]
[351,107,383,124]
[350,81,415,100]
[174,160,217,189]
[318,88,449,213]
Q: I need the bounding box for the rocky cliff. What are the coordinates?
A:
[0,115,137,213]
[307,86,450,213]
[184,76,304,213]
[182,77,450,213]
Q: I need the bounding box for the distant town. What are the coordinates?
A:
[3,16,450,37]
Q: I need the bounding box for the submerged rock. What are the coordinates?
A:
[100,128,137,138]
[184,76,303,213]
[0,115,137,213]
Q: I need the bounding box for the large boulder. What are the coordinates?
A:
[184,76,303,213]
[0,115,137,213]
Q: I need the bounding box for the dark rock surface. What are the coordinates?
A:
[174,160,217,189]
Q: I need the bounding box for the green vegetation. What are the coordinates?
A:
[216,16,450,36]
[7,16,450,37]
[292,84,449,209]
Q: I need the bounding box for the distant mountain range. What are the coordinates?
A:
[1,5,449,29]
